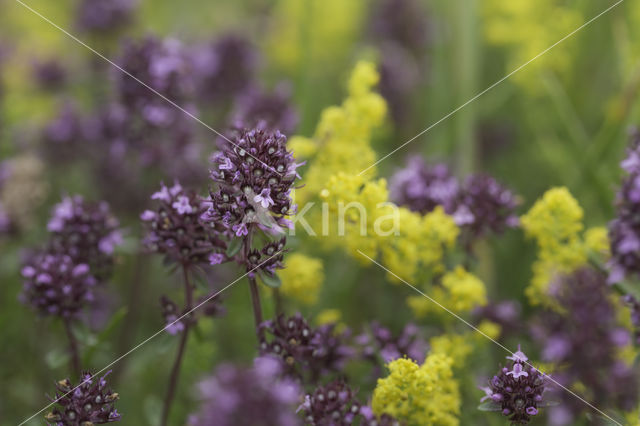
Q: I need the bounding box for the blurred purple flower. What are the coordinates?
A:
[191,34,257,105]
[32,58,66,90]
[230,83,299,134]
[188,356,301,426]
[47,195,122,281]
[531,267,639,423]
[608,128,640,283]
[76,0,136,34]
[45,371,121,424]
[21,251,97,319]
[357,321,427,365]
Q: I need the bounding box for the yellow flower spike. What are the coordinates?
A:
[279,254,324,306]
[429,334,473,369]
[287,136,317,160]
[372,354,460,426]
[584,226,610,256]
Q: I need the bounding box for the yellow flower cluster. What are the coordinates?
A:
[381,207,459,282]
[407,266,487,319]
[520,187,609,305]
[429,323,500,369]
[266,0,365,75]
[372,354,460,426]
[481,0,582,90]
[279,253,324,306]
[294,61,387,202]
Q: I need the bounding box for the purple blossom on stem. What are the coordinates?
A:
[47,195,122,281]
[45,371,121,424]
[356,321,427,365]
[298,380,363,426]
[141,181,226,266]
[230,84,299,134]
[260,313,353,383]
[481,346,546,425]
[201,127,301,235]
[188,357,301,426]
[21,252,97,319]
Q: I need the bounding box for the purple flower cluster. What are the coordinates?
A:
[481,346,546,425]
[159,293,225,335]
[369,0,430,126]
[532,267,639,422]
[47,195,122,281]
[390,156,519,240]
[202,127,301,237]
[41,102,84,163]
[189,356,301,426]
[608,129,640,283]
[45,371,121,425]
[230,84,299,135]
[141,181,226,265]
[298,379,363,425]
[76,0,136,34]
[32,58,67,90]
[245,237,286,275]
[624,295,640,345]
[21,253,97,318]
[260,313,353,383]
[191,34,256,105]
[356,321,427,364]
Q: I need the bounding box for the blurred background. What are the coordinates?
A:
[1,0,639,424]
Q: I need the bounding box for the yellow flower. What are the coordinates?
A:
[407,266,486,319]
[521,188,606,305]
[481,0,582,91]
[429,334,473,368]
[315,309,341,326]
[372,354,460,426]
[279,253,324,306]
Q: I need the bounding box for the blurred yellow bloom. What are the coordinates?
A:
[481,0,582,90]
[429,333,472,368]
[315,309,341,326]
[372,354,460,426]
[521,187,607,305]
[279,253,324,306]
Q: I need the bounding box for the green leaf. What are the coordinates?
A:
[258,270,282,288]
[83,307,128,365]
[477,401,501,412]
[45,348,70,369]
[226,237,243,257]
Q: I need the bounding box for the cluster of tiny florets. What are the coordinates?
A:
[482,346,546,425]
[21,252,97,318]
[298,379,362,426]
[608,128,640,283]
[47,195,122,281]
[141,181,226,265]
[202,127,301,236]
[45,371,121,425]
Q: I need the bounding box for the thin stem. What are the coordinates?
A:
[273,288,283,316]
[160,265,193,426]
[244,226,264,342]
[63,318,81,377]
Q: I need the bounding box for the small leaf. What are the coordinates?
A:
[226,237,243,257]
[45,348,70,369]
[477,401,501,412]
[258,270,282,288]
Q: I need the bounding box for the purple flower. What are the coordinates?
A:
[76,0,136,34]
[357,321,427,365]
[298,380,364,425]
[481,346,546,424]
[208,253,225,265]
[201,127,301,235]
[32,58,66,90]
[45,371,121,424]
[141,181,226,265]
[260,313,353,383]
[46,195,122,281]
[188,357,301,426]
[230,84,299,134]
[190,34,257,105]
[532,267,639,422]
[608,128,640,283]
[21,251,97,319]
